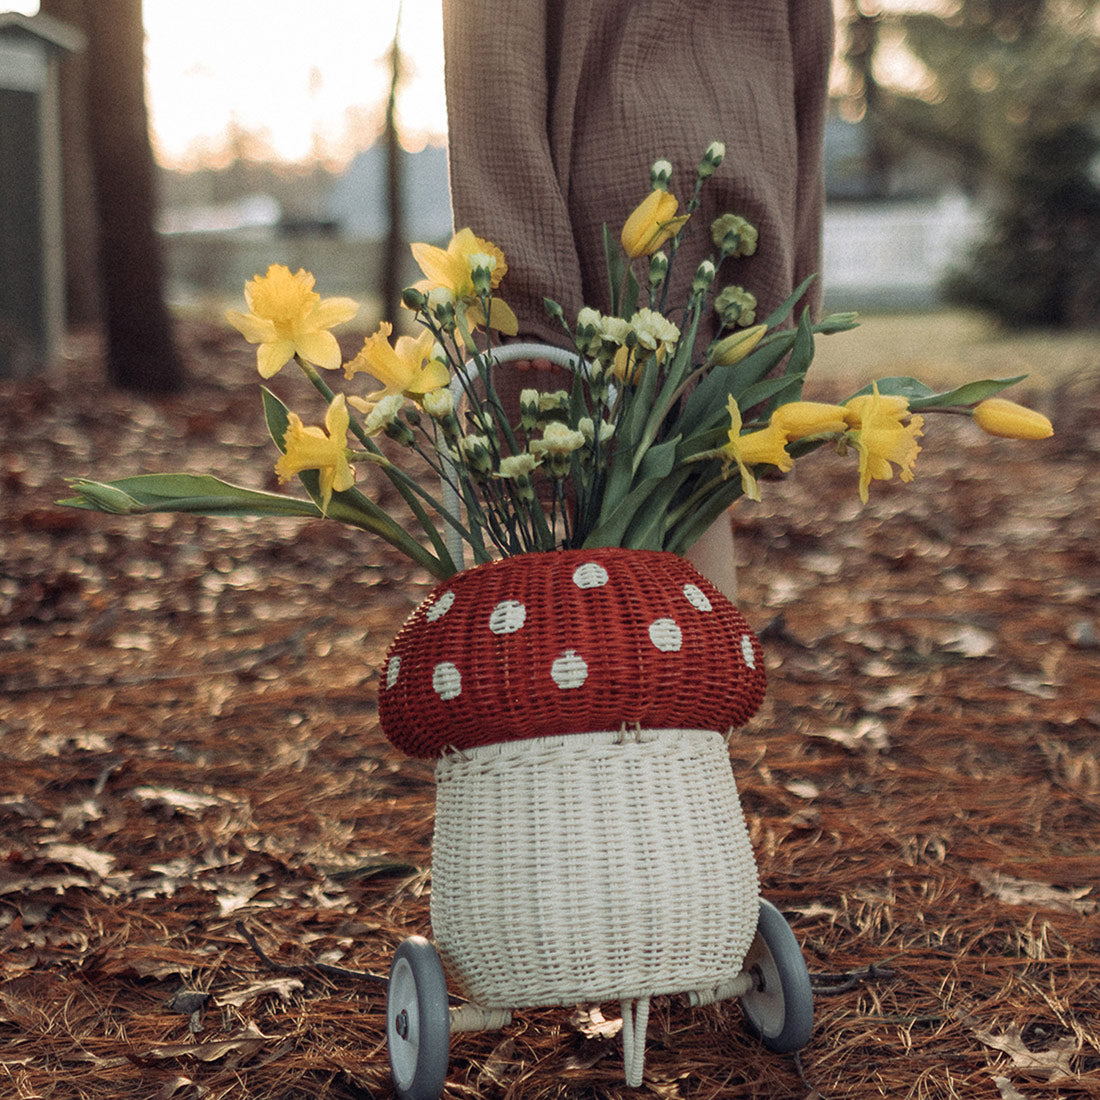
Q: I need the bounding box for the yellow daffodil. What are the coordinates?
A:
[226,265,358,378]
[410,228,519,335]
[843,391,910,428]
[973,398,1053,439]
[621,189,690,258]
[771,401,849,440]
[721,395,793,501]
[850,385,924,503]
[274,393,355,515]
[344,323,450,411]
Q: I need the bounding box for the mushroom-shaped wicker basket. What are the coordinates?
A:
[378,548,769,1025]
[379,547,766,758]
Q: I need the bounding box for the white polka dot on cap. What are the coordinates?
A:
[682,583,713,612]
[425,590,455,622]
[550,649,588,689]
[572,562,609,589]
[648,617,683,652]
[432,660,462,700]
[488,599,526,635]
[385,656,401,690]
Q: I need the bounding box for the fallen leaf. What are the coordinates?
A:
[973,868,1096,915]
[973,1024,1077,1082]
[145,1023,271,1063]
[785,780,820,800]
[217,978,303,1008]
[991,1076,1029,1100]
[40,844,115,878]
[811,717,890,753]
[569,1005,622,1040]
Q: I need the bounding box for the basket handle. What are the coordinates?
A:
[441,343,591,567]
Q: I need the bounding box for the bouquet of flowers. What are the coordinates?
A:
[63,143,1052,577]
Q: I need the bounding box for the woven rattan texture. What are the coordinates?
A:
[430,728,760,1009]
[379,549,767,758]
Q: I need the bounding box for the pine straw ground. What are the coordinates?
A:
[2,321,1099,1100]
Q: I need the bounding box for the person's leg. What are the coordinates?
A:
[685,510,738,603]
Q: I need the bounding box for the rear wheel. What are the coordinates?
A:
[739,899,814,1053]
[387,937,450,1100]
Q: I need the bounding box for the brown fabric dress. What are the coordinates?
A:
[442,0,835,349]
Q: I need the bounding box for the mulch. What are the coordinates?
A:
[2,321,1098,1100]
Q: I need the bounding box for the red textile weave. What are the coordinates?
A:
[379,549,767,759]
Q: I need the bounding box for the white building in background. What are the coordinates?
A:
[327,142,453,242]
[822,192,983,311]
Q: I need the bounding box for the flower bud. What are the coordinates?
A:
[692,259,717,296]
[543,297,566,324]
[422,387,454,420]
[973,398,1053,439]
[519,388,541,431]
[401,286,427,311]
[467,251,497,296]
[574,306,603,354]
[67,479,142,514]
[697,141,725,180]
[707,323,766,367]
[648,251,669,290]
[459,433,494,478]
[650,158,674,190]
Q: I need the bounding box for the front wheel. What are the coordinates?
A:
[739,899,814,1053]
[387,936,451,1100]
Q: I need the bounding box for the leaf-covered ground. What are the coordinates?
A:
[2,320,1098,1100]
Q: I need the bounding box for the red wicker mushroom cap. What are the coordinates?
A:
[378,548,766,759]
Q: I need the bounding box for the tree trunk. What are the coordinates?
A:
[83,0,184,393]
[382,22,405,327]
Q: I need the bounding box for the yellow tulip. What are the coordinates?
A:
[708,324,766,367]
[973,398,1053,439]
[226,265,358,378]
[621,190,690,258]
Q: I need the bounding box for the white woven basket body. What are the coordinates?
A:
[430,728,759,1009]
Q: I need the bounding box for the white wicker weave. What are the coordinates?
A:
[430,727,760,1011]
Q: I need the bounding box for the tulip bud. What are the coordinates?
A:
[973,398,1053,439]
[707,324,767,367]
[67,479,142,514]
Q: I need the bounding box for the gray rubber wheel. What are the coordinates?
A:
[739,898,814,1053]
[387,937,450,1100]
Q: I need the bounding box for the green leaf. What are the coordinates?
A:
[61,474,323,518]
[845,374,1027,410]
[678,339,791,436]
[761,273,816,330]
